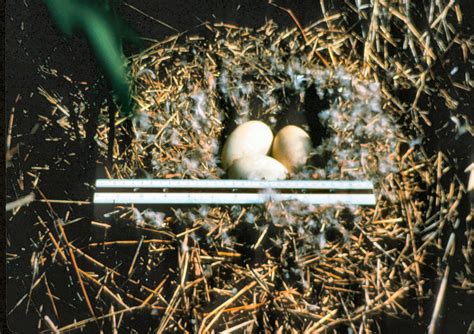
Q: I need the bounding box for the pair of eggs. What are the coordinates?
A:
[221,120,312,180]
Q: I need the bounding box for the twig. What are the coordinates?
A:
[123,2,179,32]
[50,206,95,318]
[37,199,90,205]
[44,315,60,334]
[200,281,257,333]
[6,107,15,152]
[268,1,307,43]
[128,236,145,276]
[220,319,256,333]
[55,305,143,333]
[79,269,129,310]
[306,309,338,333]
[44,276,60,320]
[111,305,118,334]
[428,265,450,334]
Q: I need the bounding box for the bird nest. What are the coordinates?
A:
[13,1,473,333]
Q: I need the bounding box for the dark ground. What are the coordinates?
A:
[5,1,473,333]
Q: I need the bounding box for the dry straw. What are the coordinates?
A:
[10,0,473,333]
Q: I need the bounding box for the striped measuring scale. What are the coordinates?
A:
[93,179,376,206]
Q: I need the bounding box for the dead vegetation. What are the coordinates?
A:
[6,0,473,333]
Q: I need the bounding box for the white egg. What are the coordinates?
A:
[272,125,312,173]
[227,155,288,180]
[221,120,273,169]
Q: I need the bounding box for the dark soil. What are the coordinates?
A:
[5,1,473,333]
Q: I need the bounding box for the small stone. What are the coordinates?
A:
[227,155,288,180]
[272,125,312,173]
[221,120,273,170]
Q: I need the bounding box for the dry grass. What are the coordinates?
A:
[7,0,473,333]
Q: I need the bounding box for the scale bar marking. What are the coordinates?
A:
[94,192,376,205]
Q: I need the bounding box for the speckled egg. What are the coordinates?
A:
[227,155,288,180]
[272,125,312,173]
[221,120,273,170]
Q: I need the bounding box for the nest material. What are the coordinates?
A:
[8,1,473,333]
[109,21,401,183]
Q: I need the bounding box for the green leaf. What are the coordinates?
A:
[44,0,136,115]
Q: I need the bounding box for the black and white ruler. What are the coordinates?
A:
[93,179,376,206]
